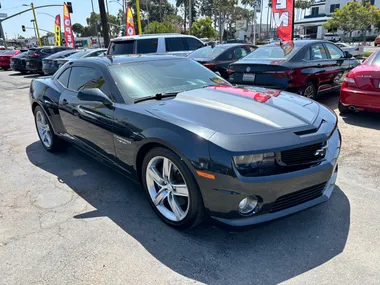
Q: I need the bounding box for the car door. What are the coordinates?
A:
[324,42,354,86]
[58,66,116,159]
[308,43,334,86]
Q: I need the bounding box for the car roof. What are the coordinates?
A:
[72,54,185,67]
[263,40,332,47]
[111,33,201,42]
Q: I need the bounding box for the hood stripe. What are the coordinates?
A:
[176,94,281,128]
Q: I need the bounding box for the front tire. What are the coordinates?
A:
[34,106,66,152]
[142,147,204,229]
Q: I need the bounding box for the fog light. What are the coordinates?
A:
[238,196,258,215]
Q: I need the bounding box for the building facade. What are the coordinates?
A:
[295,0,378,39]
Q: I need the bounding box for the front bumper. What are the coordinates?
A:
[199,129,341,226]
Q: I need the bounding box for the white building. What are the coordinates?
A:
[295,0,378,39]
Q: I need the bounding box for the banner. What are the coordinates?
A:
[54,15,61,46]
[272,0,294,41]
[126,6,136,36]
[63,3,74,48]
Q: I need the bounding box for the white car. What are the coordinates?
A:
[323,33,341,42]
[107,34,205,57]
[335,42,364,57]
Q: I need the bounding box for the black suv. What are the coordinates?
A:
[25,46,72,75]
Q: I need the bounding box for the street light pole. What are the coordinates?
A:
[30,2,42,46]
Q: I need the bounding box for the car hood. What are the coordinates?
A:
[146,86,320,136]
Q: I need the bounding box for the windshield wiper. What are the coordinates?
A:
[134,92,179,104]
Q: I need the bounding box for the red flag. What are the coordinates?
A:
[63,3,74,48]
[126,6,136,36]
[272,0,294,41]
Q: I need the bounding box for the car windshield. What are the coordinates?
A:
[242,44,299,60]
[188,46,225,59]
[67,51,89,59]
[365,51,380,66]
[109,58,230,100]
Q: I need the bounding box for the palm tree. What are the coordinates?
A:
[267,0,272,37]
[176,0,187,32]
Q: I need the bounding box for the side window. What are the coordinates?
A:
[218,50,234,61]
[310,44,328,60]
[136,38,158,53]
[57,68,71,88]
[185,38,204,51]
[165,37,186,52]
[233,47,248,59]
[68,67,106,93]
[325,43,344,59]
[41,49,53,54]
[109,41,135,55]
[304,48,311,60]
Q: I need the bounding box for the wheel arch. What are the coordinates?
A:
[134,130,211,183]
[31,101,58,134]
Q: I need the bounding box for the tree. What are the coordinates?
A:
[144,20,180,34]
[72,23,85,36]
[323,2,380,40]
[191,17,218,39]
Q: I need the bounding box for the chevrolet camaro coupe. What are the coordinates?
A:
[30,55,341,229]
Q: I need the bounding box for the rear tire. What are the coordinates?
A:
[338,101,351,114]
[302,82,317,100]
[142,147,204,229]
[34,106,67,152]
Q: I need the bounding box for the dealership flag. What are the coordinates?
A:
[54,15,61,46]
[272,0,294,41]
[63,3,74,48]
[126,6,136,36]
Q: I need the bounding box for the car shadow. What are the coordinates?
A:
[8,72,26,76]
[26,142,350,284]
[317,91,339,111]
[23,74,40,79]
[340,112,380,130]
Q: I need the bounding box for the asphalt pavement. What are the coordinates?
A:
[0,70,380,285]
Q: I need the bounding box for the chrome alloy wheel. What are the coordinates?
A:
[146,156,190,222]
[36,110,52,148]
[303,85,315,99]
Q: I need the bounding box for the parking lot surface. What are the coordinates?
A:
[1,70,380,285]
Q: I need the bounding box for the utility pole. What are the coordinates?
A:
[90,0,101,47]
[98,0,110,47]
[189,0,192,34]
[30,2,42,46]
[253,2,257,45]
[136,0,142,34]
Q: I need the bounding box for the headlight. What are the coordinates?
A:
[233,152,276,176]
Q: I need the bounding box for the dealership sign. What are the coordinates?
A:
[272,0,294,41]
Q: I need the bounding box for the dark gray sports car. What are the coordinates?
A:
[29,55,341,229]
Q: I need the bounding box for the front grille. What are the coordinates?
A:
[280,142,325,165]
[270,182,327,213]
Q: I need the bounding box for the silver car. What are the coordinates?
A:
[335,42,364,58]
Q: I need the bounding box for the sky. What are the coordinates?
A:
[0,0,269,39]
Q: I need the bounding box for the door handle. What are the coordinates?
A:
[62,99,68,105]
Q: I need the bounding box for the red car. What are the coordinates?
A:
[339,50,380,113]
[0,50,21,70]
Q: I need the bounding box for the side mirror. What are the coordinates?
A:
[77,88,113,108]
[344,51,352,59]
